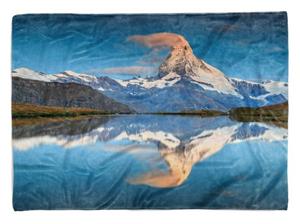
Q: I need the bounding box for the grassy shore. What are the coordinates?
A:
[12,103,113,119]
[229,102,288,128]
[12,116,95,127]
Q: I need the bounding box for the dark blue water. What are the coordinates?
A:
[12,115,288,210]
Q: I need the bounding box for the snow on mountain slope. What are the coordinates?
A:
[52,70,99,84]
[12,68,99,85]
[262,80,288,98]
[115,72,181,89]
[230,78,288,104]
[12,67,55,82]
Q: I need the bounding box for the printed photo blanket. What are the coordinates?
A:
[12,12,288,210]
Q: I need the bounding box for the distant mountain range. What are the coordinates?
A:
[12,77,133,113]
[12,34,287,112]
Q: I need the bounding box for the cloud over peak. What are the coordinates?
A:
[128,32,190,50]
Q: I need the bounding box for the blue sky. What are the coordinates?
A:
[12,13,288,81]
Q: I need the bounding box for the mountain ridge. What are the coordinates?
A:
[12,77,133,113]
[12,66,287,113]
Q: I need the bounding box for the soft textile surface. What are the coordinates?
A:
[12,12,288,210]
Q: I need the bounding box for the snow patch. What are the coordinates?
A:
[263,81,288,98]
[115,72,181,89]
[12,67,56,82]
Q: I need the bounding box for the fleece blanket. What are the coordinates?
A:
[12,12,288,210]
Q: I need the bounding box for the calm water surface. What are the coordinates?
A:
[12,115,288,210]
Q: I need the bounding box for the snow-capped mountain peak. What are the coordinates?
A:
[112,34,240,96]
[156,35,239,96]
[12,67,55,82]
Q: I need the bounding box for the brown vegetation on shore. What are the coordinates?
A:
[229,102,288,128]
[12,103,111,118]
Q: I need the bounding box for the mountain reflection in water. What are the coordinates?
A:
[12,115,288,210]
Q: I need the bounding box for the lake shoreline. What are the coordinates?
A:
[12,102,288,129]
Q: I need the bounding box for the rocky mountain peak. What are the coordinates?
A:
[158,41,203,77]
[156,33,238,96]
